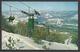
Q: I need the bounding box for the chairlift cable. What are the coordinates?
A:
[9,6,12,16]
[21,2,40,15]
[4,3,23,22]
[4,3,25,13]
[21,2,34,10]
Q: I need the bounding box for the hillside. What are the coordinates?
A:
[2,30,78,50]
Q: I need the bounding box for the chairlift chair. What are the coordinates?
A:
[8,6,15,22]
[8,16,15,22]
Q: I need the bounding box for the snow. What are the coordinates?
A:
[2,30,43,50]
[71,14,78,20]
[48,42,78,50]
[42,40,78,50]
[48,18,64,25]
[35,25,45,27]
[2,30,78,50]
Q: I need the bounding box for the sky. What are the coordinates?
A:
[2,2,78,12]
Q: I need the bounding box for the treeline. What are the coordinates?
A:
[2,16,77,44]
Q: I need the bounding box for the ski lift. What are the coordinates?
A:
[34,9,40,15]
[8,16,15,22]
[21,10,34,17]
[8,6,15,22]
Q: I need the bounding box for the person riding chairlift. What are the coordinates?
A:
[8,16,15,22]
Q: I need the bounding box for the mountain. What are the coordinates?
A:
[37,10,78,25]
[65,14,78,24]
[2,10,78,25]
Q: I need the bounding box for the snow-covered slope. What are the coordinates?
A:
[2,30,43,50]
[2,30,78,50]
[41,40,78,50]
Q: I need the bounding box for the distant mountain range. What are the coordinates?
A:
[37,10,78,24]
[3,10,78,24]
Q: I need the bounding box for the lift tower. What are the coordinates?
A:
[21,9,40,37]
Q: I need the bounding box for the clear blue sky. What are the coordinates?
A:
[2,2,78,12]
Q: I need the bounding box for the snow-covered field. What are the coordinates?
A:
[2,30,78,50]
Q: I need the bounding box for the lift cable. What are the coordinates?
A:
[4,3,28,14]
[21,2,40,15]
[5,2,40,16]
[4,3,26,22]
[4,3,30,16]
[9,6,12,16]
[21,2,34,10]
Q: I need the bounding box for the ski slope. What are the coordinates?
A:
[2,30,78,50]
